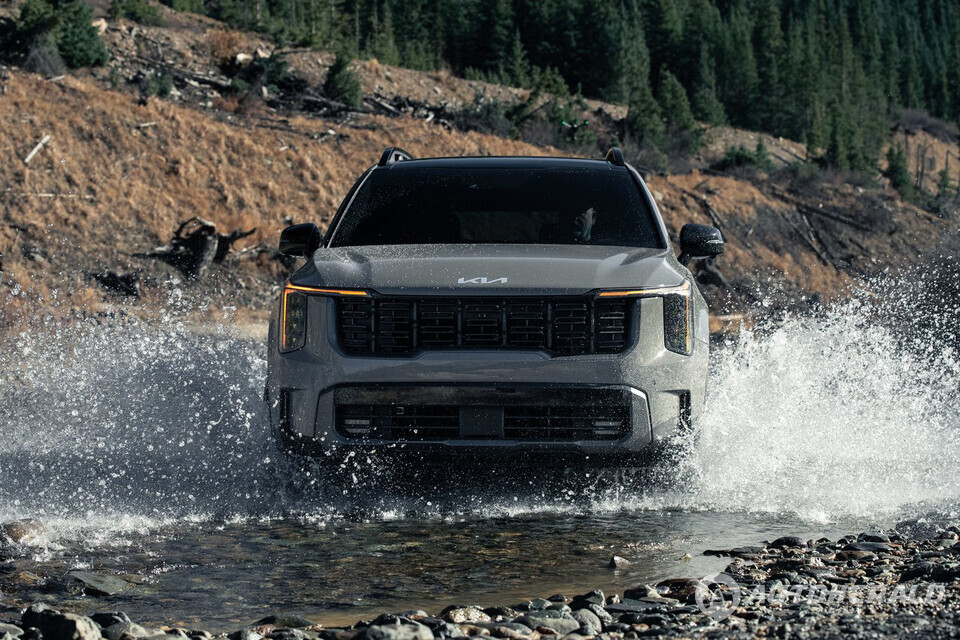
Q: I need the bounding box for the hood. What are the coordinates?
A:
[291,244,687,296]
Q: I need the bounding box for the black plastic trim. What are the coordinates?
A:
[378,146,413,166]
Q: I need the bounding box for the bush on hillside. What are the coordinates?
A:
[323,53,362,108]
[109,0,165,26]
[713,140,775,172]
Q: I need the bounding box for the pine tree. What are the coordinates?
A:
[691,46,726,125]
[885,143,915,201]
[720,1,759,129]
[369,1,399,65]
[752,0,784,132]
[642,0,682,90]
[506,30,531,88]
[481,0,513,74]
[56,1,109,68]
[621,6,663,145]
[658,68,696,135]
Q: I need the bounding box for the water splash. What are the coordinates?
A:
[1,277,959,548]
[0,317,280,534]
[681,291,960,521]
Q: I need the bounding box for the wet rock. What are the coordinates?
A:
[653,578,700,603]
[836,550,877,562]
[103,622,163,640]
[512,617,576,637]
[769,536,805,549]
[253,616,314,629]
[582,605,611,626]
[19,630,42,640]
[860,533,890,543]
[843,542,891,553]
[546,595,568,604]
[353,624,432,640]
[0,520,45,544]
[570,610,601,637]
[569,590,604,609]
[480,608,517,621]
[90,613,131,629]
[0,625,23,638]
[478,624,532,640]
[21,605,100,640]
[605,600,666,616]
[267,630,314,640]
[66,571,130,596]
[228,631,264,640]
[439,607,490,625]
[425,623,463,639]
[622,586,662,601]
[608,556,631,570]
[525,600,551,612]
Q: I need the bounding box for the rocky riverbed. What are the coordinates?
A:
[3,522,959,640]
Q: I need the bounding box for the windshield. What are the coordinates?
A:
[328,165,663,248]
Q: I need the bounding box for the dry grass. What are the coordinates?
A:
[0,70,552,325]
[0,67,953,329]
[207,30,249,68]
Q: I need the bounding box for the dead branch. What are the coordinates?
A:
[23,134,51,165]
[769,188,874,231]
[136,217,256,279]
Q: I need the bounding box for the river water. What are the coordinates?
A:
[1,287,958,629]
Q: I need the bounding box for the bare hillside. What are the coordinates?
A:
[1,7,957,332]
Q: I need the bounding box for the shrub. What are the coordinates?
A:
[323,53,362,108]
[712,140,775,172]
[109,0,165,26]
[450,97,513,138]
[208,29,246,69]
[145,71,172,97]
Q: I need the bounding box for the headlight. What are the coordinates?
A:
[598,281,693,355]
[279,284,368,352]
[280,288,308,352]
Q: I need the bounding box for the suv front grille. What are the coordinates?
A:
[332,386,633,442]
[336,296,632,356]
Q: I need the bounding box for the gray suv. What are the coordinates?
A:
[266,148,722,464]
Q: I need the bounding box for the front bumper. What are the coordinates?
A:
[266,295,708,460]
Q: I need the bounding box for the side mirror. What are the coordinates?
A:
[279,223,321,257]
[678,223,723,266]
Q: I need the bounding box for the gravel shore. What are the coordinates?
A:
[2,522,959,640]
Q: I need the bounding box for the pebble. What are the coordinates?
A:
[0,625,23,638]
[440,607,491,625]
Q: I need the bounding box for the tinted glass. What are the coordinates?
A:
[329,166,662,248]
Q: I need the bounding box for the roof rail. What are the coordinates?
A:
[378,147,414,166]
[605,147,625,166]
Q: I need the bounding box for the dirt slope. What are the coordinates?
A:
[0,69,549,325]
[1,7,956,331]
